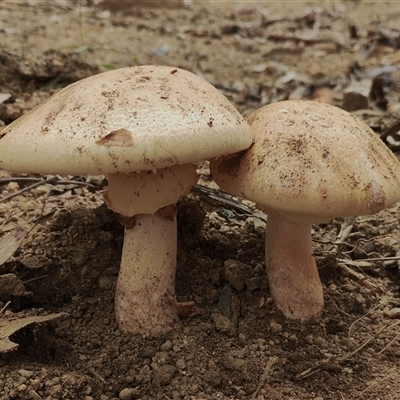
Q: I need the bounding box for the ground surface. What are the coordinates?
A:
[1,1,400,399]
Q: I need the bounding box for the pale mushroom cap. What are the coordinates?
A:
[0,66,252,175]
[211,100,400,223]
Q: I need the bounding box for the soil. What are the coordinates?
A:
[1,1,400,399]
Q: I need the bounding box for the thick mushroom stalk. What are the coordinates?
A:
[104,164,198,334]
[265,215,323,321]
[116,209,179,334]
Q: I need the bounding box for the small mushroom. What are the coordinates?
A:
[0,66,252,334]
[211,100,400,322]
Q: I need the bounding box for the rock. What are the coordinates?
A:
[160,340,173,352]
[269,321,283,333]
[211,312,234,333]
[383,307,400,319]
[245,276,262,291]
[17,369,33,378]
[153,365,176,386]
[119,387,139,400]
[176,358,186,370]
[224,259,253,291]
[222,356,247,372]
[141,346,157,358]
[0,273,31,298]
[98,275,116,289]
[218,284,232,317]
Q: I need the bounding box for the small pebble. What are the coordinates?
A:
[153,365,176,386]
[119,387,139,400]
[17,384,27,392]
[160,340,173,352]
[176,358,186,370]
[269,321,282,333]
[211,312,234,333]
[314,336,327,347]
[119,388,139,400]
[18,370,33,378]
[383,307,400,319]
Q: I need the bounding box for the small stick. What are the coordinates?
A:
[0,177,44,184]
[348,303,381,344]
[380,121,400,141]
[0,180,50,203]
[358,256,400,262]
[22,275,48,285]
[251,356,278,399]
[376,332,400,355]
[0,300,11,316]
[192,184,268,221]
[362,372,396,393]
[296,320,400,380]
[0,176,97,203]
[85,366,106,383]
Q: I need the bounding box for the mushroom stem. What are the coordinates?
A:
[115,209,180,334]
[265,214,323,322]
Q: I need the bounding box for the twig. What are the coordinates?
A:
[296,320,400,380]
[28,389,43,400]
[22,275,48,285]
[0,177,44,184]
[85,366,106,383]
[363,371,397,393]
[337,263,381,292]
[348,303,381,344]
[332,301,353,318]
[0,180,53,203]
[359,256,400,262]
[0,176,97,203]
[252,356,278,399]
[0,300,11,316]
[337,258,373,269]
[380,121,400,141]
[376,332,400,355]
[192,184,268,221]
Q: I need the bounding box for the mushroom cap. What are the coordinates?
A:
[0,66,252,175]
[211,100,400,223]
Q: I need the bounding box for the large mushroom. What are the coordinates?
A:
[0,65,252,334]
[211,100,400,322]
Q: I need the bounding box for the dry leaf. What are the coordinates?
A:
[0,312,67,353]
[0,228,27,266]
[0,93,12,103]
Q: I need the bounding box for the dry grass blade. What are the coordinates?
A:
[296,320,400,380]
[337,262,381,292]
[0,180,52,203]
[192,184,267,221]
[0,227,27,266]
[363,371,397,393]
[0,176,98,204]
[251,356,278,399]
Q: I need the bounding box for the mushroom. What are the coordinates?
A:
[210,100,400,322]
[0,66,252,334]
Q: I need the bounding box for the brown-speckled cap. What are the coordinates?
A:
[0,66,252,175]
[211,100,400,223]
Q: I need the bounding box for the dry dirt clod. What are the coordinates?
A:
[211,312,234,334]
[224,259,253,290]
